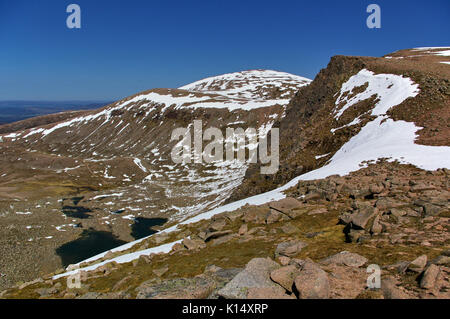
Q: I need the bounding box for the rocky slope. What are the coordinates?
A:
[0,70,310,290]
[2,162,448,299]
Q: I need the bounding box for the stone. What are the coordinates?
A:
[210,234,237,246]
[280,223,298,234]
[242,207,270,224]
[371,214,383,234]
[153,266,169,277]
[104,250,115,260]
[153,232,169,244]
[432,255,450,266]
[307,208,327,215]
[136,276,215,299]
[369,184,384,194]
[204,230,232,242]
[351,205,379,229]
[407,255,427,273]
[182,238,206,250]
[207,218,227,232]
[266,209,283,224]
[375,198,403,211]
[420,264,440,289]
[217,258,284,299]
[381,277,409,299]
[238,224,248,235]
[204,264,222,273]
[277,256,291,266]
[226,210,243,222]
[275,240,308,258]
[170,243,185,252]
[294,262,330,299]
[270,265,301,292]
[320,251,368,268]
[269,197,302,215]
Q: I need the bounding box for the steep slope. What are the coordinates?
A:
[229,47,450,201]
[0,70,310,290]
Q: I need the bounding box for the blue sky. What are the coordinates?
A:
[0,0,448,101]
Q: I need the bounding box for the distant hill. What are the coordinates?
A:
[0,101,111,125]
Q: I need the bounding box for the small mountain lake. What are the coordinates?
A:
[130,217,168,240]
[56,229,127,267]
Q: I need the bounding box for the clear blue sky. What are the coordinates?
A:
[0,0,448,101]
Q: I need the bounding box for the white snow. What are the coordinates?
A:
[133,158,148,173]
[334,69,420,119]
[53,240,183,280]
[413,47,450,56]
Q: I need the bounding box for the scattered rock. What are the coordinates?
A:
[294,262,330,299]
[205,230,233,242]
[217,258,284,299]
[432,255,450,266]
[182,238,206,250]
[210,234,237,246]
[269,197,302,215]
[238,224,248,236]
[280,223,298,234]
[153,266,169,277]
[420,264,440,289]
[275,240,308,258]
[407,255,428,273]
[270,265,301,292]
[381,277,409,299]
[320,251,368,268]
[277,256,291,266]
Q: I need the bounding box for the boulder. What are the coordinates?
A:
[407,255,428,273]
[270,265,301,293]
[217,258,285,299]
[153,266,169,277]
[238,224,248,236]
[204,230,233,242]
[420,264,440,289]
[207,218,228,232]
[242,207,270,224]
[381,277,409,299]
[182,238,206,250]
[269,197,302,215]
[320,251,368,268]
[275,240,308,258]
[351,205,379,229]
[280,223,299,234]
[293,262,330,299]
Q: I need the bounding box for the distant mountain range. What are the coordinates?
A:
[0,101,111,125]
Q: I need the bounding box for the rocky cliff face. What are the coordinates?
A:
[230,48,450,201]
